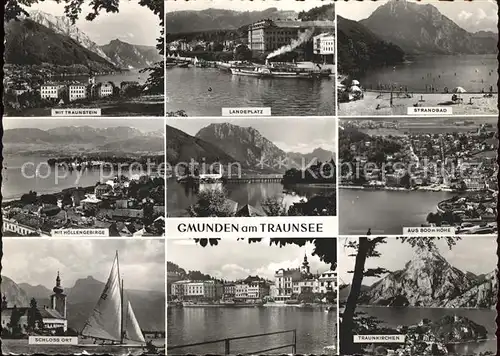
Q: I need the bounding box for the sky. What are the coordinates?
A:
[167,118,336,154]
[167,238,335,281]
[2,239,165,292]
[338,237,497,286]
[28,1,161,46]
[166,0,335,12]
[337,0,498,33]
[3,118,164,132]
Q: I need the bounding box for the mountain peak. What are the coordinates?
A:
[361,0,497,55]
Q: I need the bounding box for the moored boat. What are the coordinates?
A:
[230,67,272,78]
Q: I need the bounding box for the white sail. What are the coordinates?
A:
[124,300,146,343]
[81,254,122,341]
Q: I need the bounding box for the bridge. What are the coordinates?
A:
[224,176,283,183]
[167,329,296,355]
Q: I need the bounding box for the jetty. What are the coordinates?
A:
[225,176,283,183]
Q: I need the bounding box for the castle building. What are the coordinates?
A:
[1,272,68,335]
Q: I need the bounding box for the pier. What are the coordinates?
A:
[224,176,283,183]
[167,329,297,355]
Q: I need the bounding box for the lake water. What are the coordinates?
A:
[52,69,149,85]
[358,54,498,93]
[2,155,148,201]
[166,67,336,116]
[355,306,496,355]
[1,338,164,355]
[167,179,335,217]
[167,307,336,354]
[339,189,454,235]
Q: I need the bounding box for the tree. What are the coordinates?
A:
[8,305,22,337]
[27,298,44,331]
[192,238,336,270]
[261,197,286,216]
[297,289,315,303]
[20,190,37,205]
[233,44,252,61]
[339,237,460,354]
[187,189,235,217]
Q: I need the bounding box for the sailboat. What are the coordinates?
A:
[78,251,146,348]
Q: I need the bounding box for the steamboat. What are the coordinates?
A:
[231,61,331,79]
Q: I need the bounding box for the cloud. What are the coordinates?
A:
[2,239,165,292]
[167,239,333,281]
[457,10,473,21]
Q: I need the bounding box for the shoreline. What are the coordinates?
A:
[339,185,456,192]
[356,304,495,311]
[338,91,498,116]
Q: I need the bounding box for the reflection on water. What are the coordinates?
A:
[167,180,334,217]
[166,67,336,116]
[167,307,336,354]
[356,306,496,355]
[359,55,498,92]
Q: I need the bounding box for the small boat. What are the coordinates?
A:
[78,251,147,349]
[177,62,189,68]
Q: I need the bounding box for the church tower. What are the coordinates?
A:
[300,253,311,275]
[50,272,67,318]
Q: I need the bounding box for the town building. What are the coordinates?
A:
[40,84,64,100]
[99,82,114,98]
[313,33,335,55]
[272,254,336,302]
[171,280,223,301]
[69,83,87,101]
[313,32,335,64]
[247,19,335,52]
[223,283,235,299]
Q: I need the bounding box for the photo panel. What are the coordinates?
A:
[166,117,338,237]
[338,116,498,236]
[166,0,337,117]
[167,237,338,355]
[4,0,164,117]
[0,238,166,355]
[338,236,497,356]
[336,0,498,117]
[2,118,166,237]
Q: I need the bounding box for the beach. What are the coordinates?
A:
[339,91,498,116]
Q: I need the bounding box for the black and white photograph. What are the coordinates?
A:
[338,117,498,235]
[336,0,498,116]
[166,0,336,117]
[166,118,336,218]
[1,239,165,355]
[2,118,165,237]
[167,238,337,355]
[339,236,497,356]
[3,0,164,116]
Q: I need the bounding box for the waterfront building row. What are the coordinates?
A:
[272,255,337,302]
